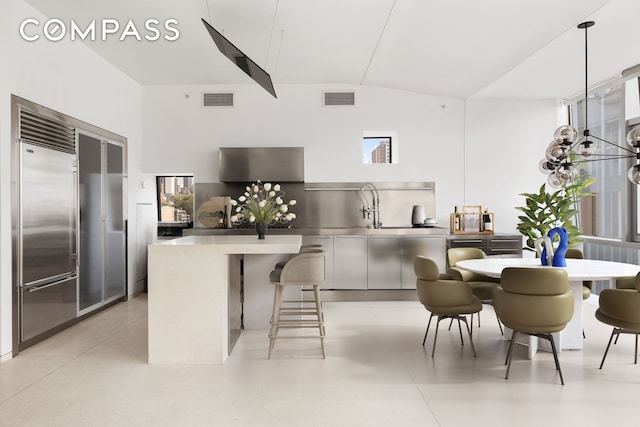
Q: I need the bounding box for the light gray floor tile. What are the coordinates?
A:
[0,294,639,426]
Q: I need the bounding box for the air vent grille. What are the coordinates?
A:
[19,108,76,154]
[203,92,234,107]
[324,92,355,106]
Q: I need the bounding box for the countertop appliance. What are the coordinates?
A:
[412,205,426,226]
[19,141,78,342]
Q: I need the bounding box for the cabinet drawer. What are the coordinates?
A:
[448,238,484,249]
[487,238,522,250]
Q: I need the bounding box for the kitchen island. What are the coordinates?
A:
[147,235,302,364]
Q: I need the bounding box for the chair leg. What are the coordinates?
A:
[457,318,464,346]
[461,316,477,357]
[505,331,518,379]
[548,334,564,385]
[495,312,503,335]
[423,313,434,346]
[432,316,442,357]
[268,285,285,359]
[635,333,638,365]
[599,328,617,369]
[313,285,326,359]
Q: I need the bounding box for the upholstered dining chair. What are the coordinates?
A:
[414,255,482,357]
[446,247,503,334]
[268,251,326,359]
[565,248,594,300]
[595,272,640,368]
[493,267,574,385]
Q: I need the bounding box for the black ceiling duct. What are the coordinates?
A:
[201,18,277,98]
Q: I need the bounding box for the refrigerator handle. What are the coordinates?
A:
[28,276,78,293]
[72,166,79,267]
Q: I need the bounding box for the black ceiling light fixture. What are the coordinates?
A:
[201,18,277,98]
[539,21,640,187]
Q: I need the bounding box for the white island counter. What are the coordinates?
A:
[148,235,302,364]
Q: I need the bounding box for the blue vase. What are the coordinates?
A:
[547,227,569,267]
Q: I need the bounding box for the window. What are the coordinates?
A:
[569,85,624,239]
[156,176,194,223]
[363,136,392,164]
[567,71,640,242]
[362,131,398,164]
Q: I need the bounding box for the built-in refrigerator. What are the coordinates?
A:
[19,141,78,342]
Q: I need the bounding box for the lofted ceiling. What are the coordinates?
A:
[23,0,640,100]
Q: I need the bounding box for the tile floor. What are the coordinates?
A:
[0,294,639,427]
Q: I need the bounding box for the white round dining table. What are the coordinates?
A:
[456,257,640,358]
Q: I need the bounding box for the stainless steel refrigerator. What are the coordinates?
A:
[19,141,78,342]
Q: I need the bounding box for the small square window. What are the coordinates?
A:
[363,136,392,164]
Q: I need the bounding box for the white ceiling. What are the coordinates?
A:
[23,0,640,100]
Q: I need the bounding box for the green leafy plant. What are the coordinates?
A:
[516,176,595,251]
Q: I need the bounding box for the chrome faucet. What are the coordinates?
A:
[358,182,381,228]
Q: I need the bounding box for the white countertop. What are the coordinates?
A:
[150,234,302,255]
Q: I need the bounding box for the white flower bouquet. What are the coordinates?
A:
[230,181,297,225]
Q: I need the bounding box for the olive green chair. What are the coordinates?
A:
[494,267,574,385]
[595,272,640,368]
[415,255,482,357]
[565,248,594,300]
[446,247,503,334]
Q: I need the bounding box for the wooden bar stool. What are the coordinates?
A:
[268,251,326,359]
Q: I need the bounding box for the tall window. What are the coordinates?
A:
[569,85,624,239]
[156,176,194,223]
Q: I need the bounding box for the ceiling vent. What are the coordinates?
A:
[203,92,234,107]
[323,91,355,106]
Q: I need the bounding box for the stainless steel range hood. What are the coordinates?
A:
[219,147,304,182]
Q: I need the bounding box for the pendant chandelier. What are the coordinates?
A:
[539,21,640,188]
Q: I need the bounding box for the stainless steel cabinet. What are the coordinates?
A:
[368,236,402,289]
[446,234,523,260]
[401,236,446,289]
[485,235,523,257]
[333,236,367,289]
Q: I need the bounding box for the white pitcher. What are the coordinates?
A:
[534,236,554,266]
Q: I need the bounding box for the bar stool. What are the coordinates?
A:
[274,244,323,269]
[268,251,326,359]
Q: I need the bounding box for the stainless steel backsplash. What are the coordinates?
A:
[194,181,435,229]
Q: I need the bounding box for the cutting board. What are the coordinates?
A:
[197,196,231,228]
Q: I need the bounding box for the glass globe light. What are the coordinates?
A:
[627,126,640,148]
[555,162,577,183]
[538,158,556,175]
[545,141,568,162]
[627,164,640,184]
[553,125,578,143]
[577,140,597,157]
[547,172,563,189]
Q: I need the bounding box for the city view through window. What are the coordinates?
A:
[157,176,194,223]
[363,136,392,164]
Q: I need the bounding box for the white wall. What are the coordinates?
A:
[0,0,152,358]
[142,84,466,225]
[142,84,556,234]
[464,98,559,233]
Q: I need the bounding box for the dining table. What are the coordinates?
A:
[456,256,640,359]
